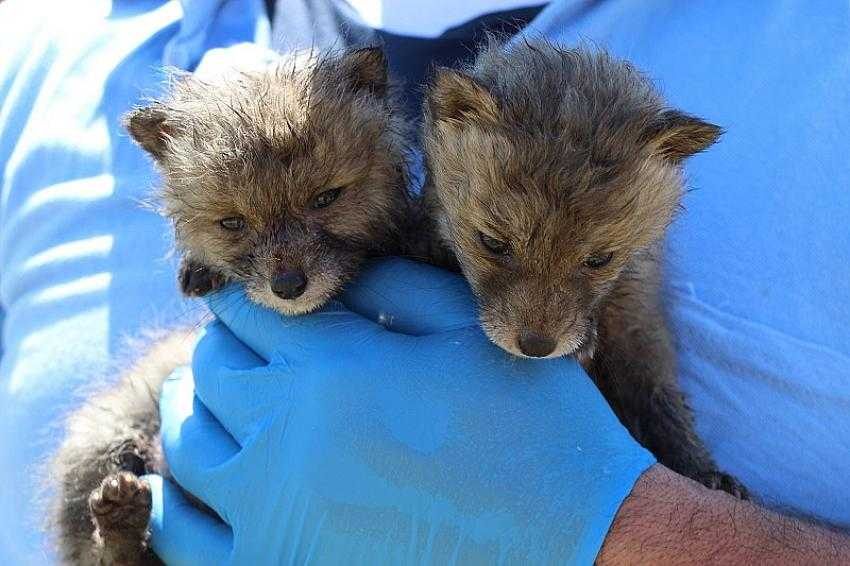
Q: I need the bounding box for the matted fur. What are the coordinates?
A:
[422,38,745,496]
[49,47,413,565]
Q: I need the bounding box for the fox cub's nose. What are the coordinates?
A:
[272,269,308,299]
[518,330,556,358]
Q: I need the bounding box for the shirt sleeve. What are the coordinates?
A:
[0,1,268,562]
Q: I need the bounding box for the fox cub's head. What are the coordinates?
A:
[126,47,410,314]
[424,40,721,358]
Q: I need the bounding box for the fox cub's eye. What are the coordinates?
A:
[584,252,614,269]
[219,216,245,231]
[479,231,510,255]
[311,187,343,210]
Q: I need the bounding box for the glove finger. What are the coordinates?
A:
[159,367,240,514]
[194,320,265,371]
[193,322,294,444]
[340,258,479,335]
[145,474,233,565]
[206,285,401,363]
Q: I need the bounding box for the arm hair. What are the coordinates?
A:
[598,465,850,565]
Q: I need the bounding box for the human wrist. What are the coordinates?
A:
[598,464,850,564]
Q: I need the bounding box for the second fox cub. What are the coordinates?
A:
[422,39,746,497]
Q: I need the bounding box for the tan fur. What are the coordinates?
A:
[422,38,745,496]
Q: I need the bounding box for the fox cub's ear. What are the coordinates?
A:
[337,47,389,98]
[426,68,501,127]
[123,104,175,161]
[645,110,723,162]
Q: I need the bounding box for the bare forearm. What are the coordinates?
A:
[598,464,850,565]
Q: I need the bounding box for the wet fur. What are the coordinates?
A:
[422,39,746,497]
[49,47,412,564]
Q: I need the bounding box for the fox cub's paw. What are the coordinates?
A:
[178,259,227,297]
[699,470,749,500]
[89,472,151,547]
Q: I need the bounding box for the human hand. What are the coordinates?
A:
[147,258,655,564]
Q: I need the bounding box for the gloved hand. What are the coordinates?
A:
[146,258,655,565]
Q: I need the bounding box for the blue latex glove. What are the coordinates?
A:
[147,258,654,564]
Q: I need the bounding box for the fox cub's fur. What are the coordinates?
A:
[422,39,746,497]
[50,47,413,565]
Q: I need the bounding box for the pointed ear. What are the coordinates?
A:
[426,68,500,127]
[338,47,388,97]
[645,110,723,161]
[123,105,174,160]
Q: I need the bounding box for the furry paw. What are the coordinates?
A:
[89,472,152,534]
[178,259,226,297]
[698,470,749,500]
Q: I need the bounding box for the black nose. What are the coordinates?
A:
[271,269,308,299]
[517,330,556,358]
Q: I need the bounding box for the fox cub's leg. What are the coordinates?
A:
[51,331,194,564]
[587,271,747,499]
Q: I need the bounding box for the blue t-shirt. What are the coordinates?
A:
[0,1,269,561]
[0,0,848,562]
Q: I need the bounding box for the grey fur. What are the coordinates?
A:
[421,38,746,497]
